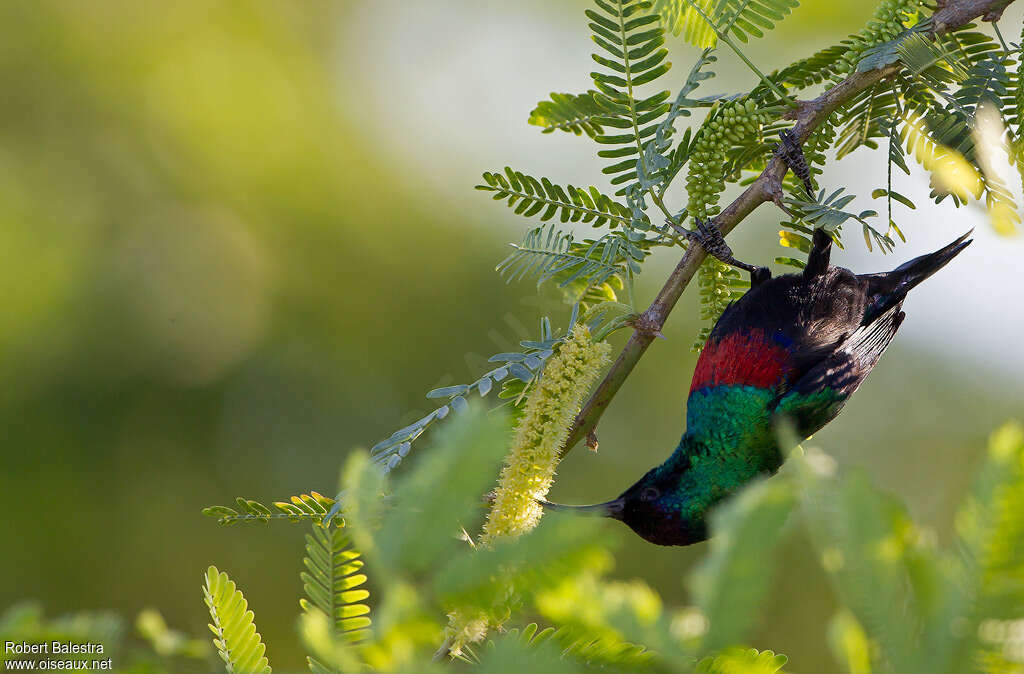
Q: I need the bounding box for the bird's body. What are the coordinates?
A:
[545,228,972,546]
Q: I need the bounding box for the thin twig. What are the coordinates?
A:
[561,0,1016,456]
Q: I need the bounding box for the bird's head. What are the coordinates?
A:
[538,466,706,546]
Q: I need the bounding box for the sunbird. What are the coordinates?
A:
[542,222,972,546]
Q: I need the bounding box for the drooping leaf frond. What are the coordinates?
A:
[1011,26,1024,164]
[899,106,976,205]
[300,525,371,673]
[898,102,1018,229]
[588,0,673,194]
[478,168,635,228]
[941,28,1003,79]
[932,53,1013,159]
[497,225,648,294]
[203,566,272,674]
[974,101,1021,235]
[835,83,899,158]
[888,28,1018,213]
[951,49,1011,116]
[528,91,611,137]
[204,493,336,526]
[892,35,1022,231]
[870,119,912,247]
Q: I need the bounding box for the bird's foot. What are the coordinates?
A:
[667,217,770,284]
[774,129,814,199]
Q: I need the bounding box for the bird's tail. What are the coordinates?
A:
[861,230,973,324]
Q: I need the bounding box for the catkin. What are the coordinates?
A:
[480,325,611,543]
[446,325,611,653]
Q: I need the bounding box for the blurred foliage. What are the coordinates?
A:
[0,0,526,667]
[8,417,1024,671]
[196,413,1024,673]
[2,0,1024,673]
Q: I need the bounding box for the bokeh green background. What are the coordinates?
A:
[2,1,1023,672]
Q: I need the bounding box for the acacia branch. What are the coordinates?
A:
[562,0,1016,456]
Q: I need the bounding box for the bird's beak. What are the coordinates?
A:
[536,497,625,521]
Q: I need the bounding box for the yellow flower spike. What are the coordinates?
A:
[445,325,611,655]
[481,324,611,544]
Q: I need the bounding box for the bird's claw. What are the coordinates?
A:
[678,217,761,274]
[690,217,737,262]
[667,216,734,257]
[670,217,771,284]
[774,129,815,199]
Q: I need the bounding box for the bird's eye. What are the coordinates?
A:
[641,487,660,502]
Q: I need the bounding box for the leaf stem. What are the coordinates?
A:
[991,20,1010,51]
[680,0,798,108]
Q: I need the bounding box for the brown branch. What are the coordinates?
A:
[562,0,1016,456]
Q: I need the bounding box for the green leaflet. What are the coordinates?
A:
[203,492,336,525]
[203,566,273,674]
[528,91,610,137]
[300,525,372,672]
[497,225,647,293]
[478,168,635,229]
[652,0,799,47]
[587,0,673,193]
